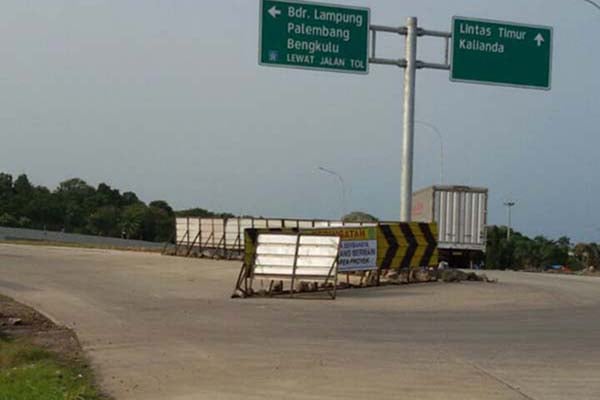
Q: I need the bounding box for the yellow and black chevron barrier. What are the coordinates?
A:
[377,223,438,270]
[243,222,437,270]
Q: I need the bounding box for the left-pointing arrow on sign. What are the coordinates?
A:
[268,6,282,18]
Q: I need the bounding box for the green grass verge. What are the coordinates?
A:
[0,336,102,400]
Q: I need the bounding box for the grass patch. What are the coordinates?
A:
[0,337,102,400]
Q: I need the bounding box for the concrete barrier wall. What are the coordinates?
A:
[0,226,164,250]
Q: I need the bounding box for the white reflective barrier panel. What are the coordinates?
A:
[253,234,340,278]
[212,218,225,247]
[284,220,299,228]
[254,234,297,275]
[327,222,345,227]
[200,219,213,246]
[314,221,332,228]
[175,217,351,253]
[176,218,189,243]
[254,219,267,229]
[266,219,283,228]
[188,218,200,245]
[225,218,240,248]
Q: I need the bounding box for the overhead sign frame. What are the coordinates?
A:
[450,16,553,90]
[258,0,371,74]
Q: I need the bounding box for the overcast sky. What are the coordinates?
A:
[0,0,599,242]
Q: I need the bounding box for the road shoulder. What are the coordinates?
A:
[0,294,111,400]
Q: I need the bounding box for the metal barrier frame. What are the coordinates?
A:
[233,233,340,300]
[168,216,371,257]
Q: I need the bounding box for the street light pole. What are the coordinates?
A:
[318,166,347,218]
[415,120,444,185]
[504,201,516,240]
[582,0,600,11]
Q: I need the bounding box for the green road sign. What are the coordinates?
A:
[259,0,370,74]
[451,16,552,89]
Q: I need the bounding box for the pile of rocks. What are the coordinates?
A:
[384,268,437,284]
[440,269,497,283]
[580,266,598,276]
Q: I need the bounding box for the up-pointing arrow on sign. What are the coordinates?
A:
[268,5,282,18]
[534,33,544,47]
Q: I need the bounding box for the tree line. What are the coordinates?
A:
[0,173,225,242]
[485,225,598,271]
[1,172,597,266]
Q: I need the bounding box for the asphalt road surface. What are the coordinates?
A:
[1,243,599,400]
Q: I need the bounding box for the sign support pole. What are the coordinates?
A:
[400,17,417,222]
[370,20,450,223]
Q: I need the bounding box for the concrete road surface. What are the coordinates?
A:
[0,243,599,400]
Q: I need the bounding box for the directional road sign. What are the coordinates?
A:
[259,0,370,74]
[451,16,552,89]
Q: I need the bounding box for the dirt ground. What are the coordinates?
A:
[0,294,91,376]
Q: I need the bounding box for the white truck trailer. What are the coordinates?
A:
[411,185,488,267]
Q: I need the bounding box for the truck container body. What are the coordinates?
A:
[412,185,488,266]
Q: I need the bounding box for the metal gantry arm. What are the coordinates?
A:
[368,18,451,221]
[369,25,406,67]
[369,24,451,70]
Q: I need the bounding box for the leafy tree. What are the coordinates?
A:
[143,206,173,242]
[121,192,141,207]
[588,243,600,267]
[0,213,18,227]
[22,187,63,230]
[0,173,12,194]
[572,242,599,270]
[13,174,33,195]
[18,216,32,228]
[175,208,234,218]
[57,178,94,196]
[94,183,122,208]
[55,178,95,232]
[342,211,378,223]
[0,174,15,216]
[88,206,121,236]
[486,225,572,270]
[120,203,147,239]
[149,200,174,217]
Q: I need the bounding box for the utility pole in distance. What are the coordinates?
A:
[504,201,516,240]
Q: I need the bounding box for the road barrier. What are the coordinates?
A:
[0,226,164,250]
[233,233,341,299]
[170,217,370,257]
[171,217,438,292]
[243,223,438,271]
[244,226,378,272]
[377,223,437,269]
